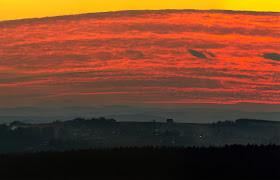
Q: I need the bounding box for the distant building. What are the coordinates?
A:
[166,119,174,123]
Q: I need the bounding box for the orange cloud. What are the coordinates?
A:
[0,10,279,107]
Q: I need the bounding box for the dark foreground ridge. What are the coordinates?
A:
[1,145,280,180]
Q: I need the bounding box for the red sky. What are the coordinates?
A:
[0,10,280,108]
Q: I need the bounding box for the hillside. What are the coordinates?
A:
[0,118,280,152]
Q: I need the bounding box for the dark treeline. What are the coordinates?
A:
[1,145,280,179]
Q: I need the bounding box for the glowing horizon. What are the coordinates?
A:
[1,0,280,21]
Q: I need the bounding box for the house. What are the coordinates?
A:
[166,119,174,123]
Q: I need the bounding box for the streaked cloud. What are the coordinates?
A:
[0,10,280,107]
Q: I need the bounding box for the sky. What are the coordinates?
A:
[0,1,280,110]
[0,0,280,21]
[0,10,280,109]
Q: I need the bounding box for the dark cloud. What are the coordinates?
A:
[206,51,216,58]
[263,53,280,61]
[95,52,113,61]
[0,54,90,68]
[80,76,223,89]
[187,50,207,59]
[0,70,120,84]
[102,23,279,37]
[125,50,144,60]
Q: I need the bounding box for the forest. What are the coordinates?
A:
[1,145,280,179]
